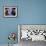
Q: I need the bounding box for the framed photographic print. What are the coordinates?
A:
[18,24,46,42]
[4,6,17,17]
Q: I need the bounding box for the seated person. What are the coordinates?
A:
[5,8,9,15]
[11,8,16,16]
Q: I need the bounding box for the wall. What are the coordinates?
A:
[0,0,18,44]
[0,0,46,44]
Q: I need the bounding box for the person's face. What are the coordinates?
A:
[5,8,9,11]
[12,8,15,11]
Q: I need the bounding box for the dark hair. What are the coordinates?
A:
[5,8,9,9]
[12,8,16,10]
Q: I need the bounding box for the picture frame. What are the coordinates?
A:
[4,6,17,17]
[18,24,46,42]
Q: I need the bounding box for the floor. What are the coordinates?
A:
[0,44,18,46]
[0,40,46,46]
[19,39,46,46]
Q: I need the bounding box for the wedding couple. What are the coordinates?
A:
[5,8,16,16]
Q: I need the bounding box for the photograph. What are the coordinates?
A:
[18,24,46,41]
[4,6,17,17]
